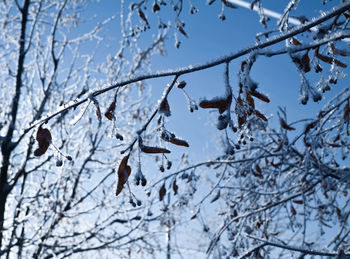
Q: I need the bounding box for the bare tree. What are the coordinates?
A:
[1,0,350,258]
[0,0,169,258]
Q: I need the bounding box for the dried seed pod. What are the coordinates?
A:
[300,93,309,105]
[90,96,102,122]
[177,80,187,89]
[116,133,124,141]
[139,137,171,154]
[200,97,229,114]
[280,118,295,131]
[159,98,171,117]
[116,155,131,196]
[312,92,322,102]
[134,173,140,186]
[315,50,347,68]
[56,159,63,167]
[140,145,171,154]
[255,110,267,122]
[159,165,165,172]
[153,2,160,12]
[138,9,149,27]
[249,90,270,103]
[291,37,301,46]
[104,101,116,120]
[178,25,188,37]
[173,180,178,195]
[141,176,147,186]
[169,137,189,147]
[159,183,166,201]
[216,114,229,130]
[166,160,172,170]
[34,125,52,157]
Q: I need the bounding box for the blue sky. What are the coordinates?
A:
[71,0,350,166]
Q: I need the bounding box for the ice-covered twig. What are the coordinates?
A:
[120,75,179,155]
[244,234,344,257]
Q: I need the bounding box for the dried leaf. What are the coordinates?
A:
[116,155,131,196]
[304,121,317,134]
[159,183,166,201]
[280,118,295,131]
[153,2,160,12]
[250,91,270,103]
[222,0,238,8]
[34,125,52,156]
[140,145,171,154]
[291,205,296,215]
[318,204,326,210]
[256,220,263,229]
[255,164,262,173]
[104,101,116,120]
[255,110,267,121]
[139,138,171,154]
[301,52,311,73]
[264,232,269,240]
[173,180,178,195]
[271,160,281,168]
[291,37,301,46]
[336,207,342,218]
[252,169,263,179]
[315,51,347,68]
[237,114,247,128]
[331,58,346,68]
[331,44,350,57]
[199,97,228,114]
[90,97,102,122]
[138,9,149,27]
[273,141,283,153]
[178,25,188,38]
[293,200,304,204]
[246,91,255,108]
[159,98,171,117]
[233,209,238,219]
[169,137,189,147]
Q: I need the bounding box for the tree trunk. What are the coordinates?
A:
[0,0,30,251]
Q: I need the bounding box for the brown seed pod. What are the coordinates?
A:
[34,125,52,157]
[116,155,131,196]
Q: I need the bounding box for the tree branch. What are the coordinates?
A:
[21,2,350,136]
